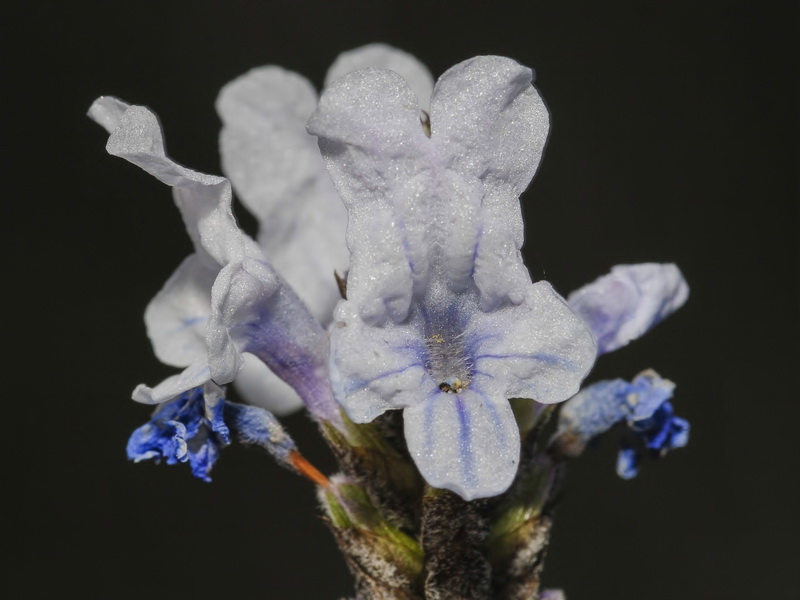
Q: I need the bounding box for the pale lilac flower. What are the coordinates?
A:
[308,56,597,500]
[88,97,339,424]
[216,44,434,413]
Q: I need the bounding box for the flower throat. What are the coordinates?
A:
[426,331,473,393]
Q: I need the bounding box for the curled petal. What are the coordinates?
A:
[554,371,676,451]
[132,361,211,405]
[127,383,229,482]
[568,263,689,355]
[90,97,252,267]
[206,258,338,423]
[404,387,521,500]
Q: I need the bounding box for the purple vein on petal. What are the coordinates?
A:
[455,395,477,491]
[343,362,425,394]
[473,352,576,370]
[471,385,506,445]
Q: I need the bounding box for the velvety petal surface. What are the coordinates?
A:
[404,385,521,500]
[430,56,550,309]
[468,282,597,404]
[309,67,431,325]
[325,43,435,112]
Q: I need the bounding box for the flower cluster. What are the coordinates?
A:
[92,44,690,598]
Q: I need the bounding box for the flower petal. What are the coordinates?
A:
[430,55,548,198]
[90,96,255,267]
[430,56,550,310]
[568,263,689,355]
[206,258,339,423]
[127,384,229,482]
[404,387,521,500]
[308,68,431,324]
[216,67,348,323]
[232,354,304,416]
[144,254,214,367]
[330,301,432,423]
[132,361,211,405]
[470,281,597,404]
[552,369,685,465]
[325,43,435,112]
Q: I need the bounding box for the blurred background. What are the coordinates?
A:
[3,1,796,598]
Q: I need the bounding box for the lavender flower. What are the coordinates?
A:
[308,56,597,500]
[89,97,339,424]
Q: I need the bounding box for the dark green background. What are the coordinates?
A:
[4,2,796,598]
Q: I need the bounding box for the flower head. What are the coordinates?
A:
[308,56,597,500]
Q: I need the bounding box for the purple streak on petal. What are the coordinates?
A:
[455,395,478,490]
[344,362,426,395]
[471,384,506,446]
[473,352,580,372]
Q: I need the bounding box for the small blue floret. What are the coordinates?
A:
[555,369,690,478]
[127,387,230,482]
